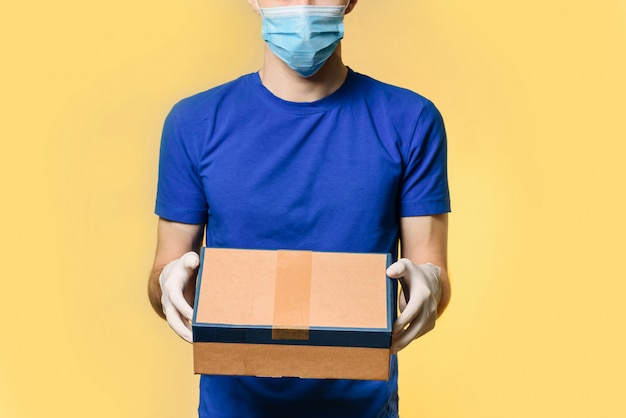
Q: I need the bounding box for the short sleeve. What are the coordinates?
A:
[155,106,209,224]
[399,101,451,216]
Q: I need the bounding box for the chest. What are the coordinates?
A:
[199,112,403,208]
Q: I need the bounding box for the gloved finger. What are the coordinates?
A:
[393,274,430,333]
[165,252,199,321]
[393,293,423,334]
[181,251,200,270]
[398,289,407,312]
[398,290,438,334]
[386,259,410,279]
[389,259,411,316]
[164,252,200,287]
[391,329,410,353]
[392,302,436,352]
[163,302,193,343]
[392,298,437,352]
[164,270,194,321]
[169,291,194,322]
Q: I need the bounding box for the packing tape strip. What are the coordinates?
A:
[272,250,312,341]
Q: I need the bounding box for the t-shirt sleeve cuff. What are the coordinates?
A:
[400,199,451,217]
[155,201,208,225]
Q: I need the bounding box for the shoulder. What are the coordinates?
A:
[167,73,257,121]
[349,70,443,121]
[350,70,433,106]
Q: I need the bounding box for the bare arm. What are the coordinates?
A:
[399,213,451,316]
[147,218,204,319]
[388,213,450,351]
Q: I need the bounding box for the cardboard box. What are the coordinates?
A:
[192,248,394,380]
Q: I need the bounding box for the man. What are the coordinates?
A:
[148,0,451,416]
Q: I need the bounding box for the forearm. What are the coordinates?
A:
[399,213,450,316]
[148,265,167,320]
[147,218,204,320]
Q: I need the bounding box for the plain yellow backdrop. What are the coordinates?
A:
[1,1,625,417]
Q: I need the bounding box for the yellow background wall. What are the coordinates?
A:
[1,1,625,417]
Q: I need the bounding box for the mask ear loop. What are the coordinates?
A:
[255,0,264,16]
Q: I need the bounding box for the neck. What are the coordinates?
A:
[258,44,348,103]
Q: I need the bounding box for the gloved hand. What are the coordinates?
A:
[386,258,442,353]
[159,251,200,343]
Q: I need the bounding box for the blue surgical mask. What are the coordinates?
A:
[256,1,349,78]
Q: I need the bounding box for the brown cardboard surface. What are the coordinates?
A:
[273,250,312,331]
[193,248,392,380]
[194,342,391,381]
[195,249,277,326]
[195,249,389,329]
[309,251,388,328]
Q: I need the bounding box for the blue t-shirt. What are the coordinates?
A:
[156,68,450,417]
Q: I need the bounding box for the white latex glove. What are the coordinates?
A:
[159,251,200,343]
[386,259,442,353]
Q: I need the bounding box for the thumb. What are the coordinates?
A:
[181,251,200,270]
[386,259,409,279]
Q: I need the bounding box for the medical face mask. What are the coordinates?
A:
[256,1,349,78]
